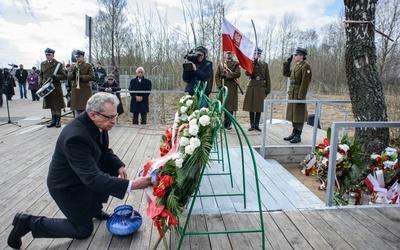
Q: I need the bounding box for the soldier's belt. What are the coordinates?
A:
[250,76,264,81]
[291,81,301,85]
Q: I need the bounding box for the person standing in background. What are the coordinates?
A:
[0,68,4,107]
[94,62,106,90]
[215,51,241,130]
[3,68,16,101]
[111,66,120,84]
[243,47,271,132]
[68,50,95,116]
[129,67,152,125]
[99,74,124,116]
[27,68,40,101]
[282,47,312,143]
[39,48,66,128]
[15,64,28,99]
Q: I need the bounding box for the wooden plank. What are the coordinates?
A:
[284,210,333,249]
[261,212,293,249]
[269,211,313,250]
[315,209,372,249]
[342,207,399,249]
[299,209,353,250]
[204,214,231,250]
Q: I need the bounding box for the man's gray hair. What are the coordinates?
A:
[85,92,120,113]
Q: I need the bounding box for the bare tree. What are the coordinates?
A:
[344,0,389,163]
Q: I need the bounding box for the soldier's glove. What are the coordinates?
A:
[72,67,77,76]
[287,55,293,64]
[79,76,83,82]
[220,73,226,79]
[50,75,56,81]
[265,92,270,96]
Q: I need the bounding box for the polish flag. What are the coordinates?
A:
[222,17,256,74]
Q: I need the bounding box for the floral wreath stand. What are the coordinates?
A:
[171,83,266,249]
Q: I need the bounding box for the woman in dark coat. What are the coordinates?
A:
[3,68,16,100]
[129,67,152,124]
[99,74,124,115]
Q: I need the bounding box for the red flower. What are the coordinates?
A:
[370,165,376,171]
[394,163,400,169]
[159,209,178,226]
[153,187,166,198]
[147,201,164,219]
[160,175,174,188]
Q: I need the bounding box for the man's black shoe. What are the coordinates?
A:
[94,210,110,220]
[8,212,31,249]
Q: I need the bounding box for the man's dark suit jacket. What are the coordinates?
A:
[47,112,129,225]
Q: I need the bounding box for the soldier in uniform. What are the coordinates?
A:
[40,48,66,128]
[243,47,271,132]
[215,51,241,130]
[282,47,312,143]
[68,50,95,116]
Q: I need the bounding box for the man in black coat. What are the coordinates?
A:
[7,92,151,249]
[15,64,28,99]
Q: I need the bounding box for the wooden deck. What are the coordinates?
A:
[0,120,399,249]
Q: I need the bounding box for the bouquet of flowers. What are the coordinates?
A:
[312,135,362,193]
[145,94,220,248]
[369,147,400,183]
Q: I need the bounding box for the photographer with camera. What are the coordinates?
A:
[182,46,213,107]
[243,47,271,132]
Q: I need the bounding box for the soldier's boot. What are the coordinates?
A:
[55,115,61,128]
[248,112,255,131]
[46,115,56,128]
[290,129,302,143]
[254,112,262,131]
[283,128,296,141]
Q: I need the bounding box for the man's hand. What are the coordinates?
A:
[131,176,152,190]
[220,73,226,79]
[287,55,293,64]
[118,166,128,179]
[72,67,77,75]
[50,74,56,81]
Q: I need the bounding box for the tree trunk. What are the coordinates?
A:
[344,0,389,163]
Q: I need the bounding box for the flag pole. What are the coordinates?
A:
[251,19,258,57]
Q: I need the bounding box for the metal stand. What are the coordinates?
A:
[0,73,21,127]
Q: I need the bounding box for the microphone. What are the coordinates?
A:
[8,63,18,68]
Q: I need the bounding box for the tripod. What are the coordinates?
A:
[0,68,21,127]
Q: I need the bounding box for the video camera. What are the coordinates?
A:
[8,63,18,68]
[182,49,202,71]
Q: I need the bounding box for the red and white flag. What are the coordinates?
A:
[222,17,256,74]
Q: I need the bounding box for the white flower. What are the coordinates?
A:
[385,147,397,156]
[189,118,198,126]
[371,153,380,160]
[172,152,181,160]
[189,125,199,136]
[185,145,195,155]
[321,157,328,167]
[324,146,330,152]
[180,106,188,113]
[183,128,190,137]
[175,158,184,168]
[180,113,188,122]
[199,115,210,126]
[337,153,344,162]
[338,144,349,152]
[189,137,201,148]
[180,137,190,146]
[186,99,193,107]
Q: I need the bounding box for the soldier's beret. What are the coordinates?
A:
[44,48,55,54]
[295,47,307,56]
[74,50,85,56]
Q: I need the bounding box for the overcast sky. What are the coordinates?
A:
[0,0,343,69]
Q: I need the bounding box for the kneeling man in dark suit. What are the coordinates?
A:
[8,92,151,249]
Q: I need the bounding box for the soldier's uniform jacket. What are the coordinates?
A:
[39,59,66,110]
[68,62,95,111]
[243,61,271,112]
[215,59,241,112]
[283,60,312,123]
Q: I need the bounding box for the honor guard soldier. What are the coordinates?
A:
[243,47,271,132]
[39,48,66,128]
[215,51,241,130]
[68,50,95,116]
[282,47,312,143]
